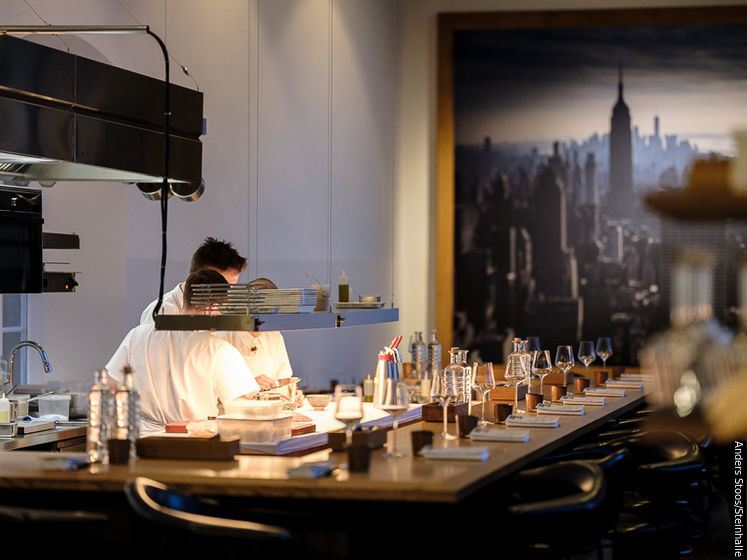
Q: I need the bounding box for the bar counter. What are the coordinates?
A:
[0,388,646,503]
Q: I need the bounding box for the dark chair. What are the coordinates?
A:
[124,477,293,559]
[502,460,607,560]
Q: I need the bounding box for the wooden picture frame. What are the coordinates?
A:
[436,5,747,358]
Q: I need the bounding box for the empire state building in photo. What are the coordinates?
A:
[608,63,634,219]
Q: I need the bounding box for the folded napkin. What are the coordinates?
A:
[583,387,626,397]
[535,403,584,416]
[605,380,643,389]
[505,414,559,428]
[420,445,489,461]
[620,373,653,381]
[559,395,606,406]
[469,428,530,442]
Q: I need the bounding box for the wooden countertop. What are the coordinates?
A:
[0,389,646,503]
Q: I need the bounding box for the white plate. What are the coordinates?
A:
[334,302,385,310]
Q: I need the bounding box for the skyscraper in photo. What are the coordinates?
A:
[608,62,633,218]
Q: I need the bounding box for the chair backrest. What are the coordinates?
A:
[592,448,632,532]
[124,477,290,541]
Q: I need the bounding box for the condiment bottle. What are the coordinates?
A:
[338,270,349,303]
[0,394,9,423]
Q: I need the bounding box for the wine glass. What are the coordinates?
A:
[578,341,596,382]
[533,350,553,397]
[525,337,541,392]
[334,384,363,449]
[555,345,575,396]
[430,369,458,440]
[596,337,613,369]
[504,356,528,414]
[378,379,409,458]
[472,362,496,426]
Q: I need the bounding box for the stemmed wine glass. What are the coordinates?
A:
[596,337,613,370]
[472,362,496,426]
[533,350,553,398]
[430,369,458,440]
[334,384,364,451]
[504,357,528,414]
[525,337,541,392]
[555,345,575,396]
[578,341,596,383]
[378,378,409,458]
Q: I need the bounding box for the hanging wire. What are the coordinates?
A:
[114,0,200,91]
[23,0,70,51]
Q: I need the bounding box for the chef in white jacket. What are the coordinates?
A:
[140,236,246,323]
[107,269,261,434]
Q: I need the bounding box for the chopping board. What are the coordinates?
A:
[136,435,240,460]
[291,422,316,436]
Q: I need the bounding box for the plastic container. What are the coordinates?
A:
[38,394,71,420]
[216,414,293,443]
[223,399,284,419]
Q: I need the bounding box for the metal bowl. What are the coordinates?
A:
[358,295,381,303]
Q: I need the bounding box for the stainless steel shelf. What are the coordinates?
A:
[154,307,399,332]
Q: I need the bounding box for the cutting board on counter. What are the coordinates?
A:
[136,435,240,461]
[166,419,317,436]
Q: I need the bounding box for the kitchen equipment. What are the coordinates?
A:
[358,295,380,303]
[0,422,18,438]
[223,399,283,419]
[38,394,71,420]
[305,394,332,410]
[216,414,293,444]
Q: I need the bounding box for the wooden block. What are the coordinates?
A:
[489,383,528,402]
[165,420,189,434]
[543,370,570,386]
[421,402,469,422]
[291,422,316,437]
[136,436,240,461]
[328,427,388,451]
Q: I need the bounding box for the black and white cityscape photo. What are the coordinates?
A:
[452,23,747,365]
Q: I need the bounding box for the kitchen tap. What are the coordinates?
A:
[8,341,52,391]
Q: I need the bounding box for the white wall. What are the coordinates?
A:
[5,0,399,390]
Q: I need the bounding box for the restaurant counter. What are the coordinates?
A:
[0,388,646,503]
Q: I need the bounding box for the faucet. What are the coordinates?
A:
[8,341,52,390]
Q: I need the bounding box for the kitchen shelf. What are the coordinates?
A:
[154,307,399,332]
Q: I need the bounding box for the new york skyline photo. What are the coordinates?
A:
[452,22,747,366]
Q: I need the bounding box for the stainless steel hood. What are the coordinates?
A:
[0,34,203,189]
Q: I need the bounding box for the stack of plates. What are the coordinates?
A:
[249,288,318,314]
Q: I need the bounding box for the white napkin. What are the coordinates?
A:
[535,403,584,416]
[605,380,643,389]
[505,414,559,428]
[584,387,626,397]
[559,395,606,406]
[469,428,530,442]
[420,445,489,461]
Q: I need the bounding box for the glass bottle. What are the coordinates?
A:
[457,349,472,405]
[427,330,442,376]
[519,339,535,393]
[444,348,467,405]
[114,365,141,461]
[505,338,529,413]
[409,331,427,377]
[87,368,113,464]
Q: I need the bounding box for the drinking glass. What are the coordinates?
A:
[430,369,458,440]
[525,337,541,392]
[555,345,575,396]
[596,337,613,369]
[504,358,528,414]
[378,379,409,458]
[533,350,553,397]
[334,384,364,449]
[472,362,496,426]
[578,341,596,380]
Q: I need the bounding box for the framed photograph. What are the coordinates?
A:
[436,7,747,365]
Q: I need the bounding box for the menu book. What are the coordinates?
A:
[505,414,559,428]
[604,380,644,389]
[535,403,584,416]
[584,387,626,397]
[420,445,489,461]
[469,428,530,442]
[559,395,606,406]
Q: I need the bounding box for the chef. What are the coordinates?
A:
[107,269,261,434]
[140,236,247,322]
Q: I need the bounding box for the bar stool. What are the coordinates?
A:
[502,460,607,560]
[124,477,294,559]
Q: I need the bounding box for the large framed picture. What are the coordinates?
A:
[437,6,747,365]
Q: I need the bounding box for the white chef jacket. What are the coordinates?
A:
[105,324,260,434]
[220,331,293,381]
[140,283,184,324]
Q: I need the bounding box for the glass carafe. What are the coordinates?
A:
[457,349,472,405]
[444,348,467,404]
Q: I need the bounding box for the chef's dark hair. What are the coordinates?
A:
[190,237,247,274]
[184,269,228,310]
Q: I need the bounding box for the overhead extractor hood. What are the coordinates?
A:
[0,34,203,190]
